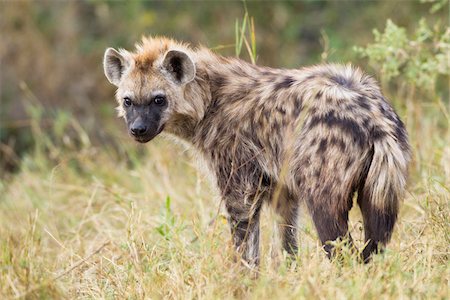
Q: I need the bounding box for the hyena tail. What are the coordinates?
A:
[358,135,410,262]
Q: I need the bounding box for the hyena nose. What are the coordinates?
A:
[131,124,148,136]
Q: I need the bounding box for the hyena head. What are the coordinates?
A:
[103,38,196,143]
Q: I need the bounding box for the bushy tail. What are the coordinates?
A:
[365,137,410,212]
[359,134,410,261]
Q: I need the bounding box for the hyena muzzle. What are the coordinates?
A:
[103,37,410,266]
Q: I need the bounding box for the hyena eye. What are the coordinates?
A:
[154,95,166,105]
[123,97,132,107]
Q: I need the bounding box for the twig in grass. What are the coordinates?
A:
[14,240,110,299]
[53,241,110,281]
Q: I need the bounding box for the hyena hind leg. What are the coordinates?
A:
[307,189,355,259]
[357,187,398,263]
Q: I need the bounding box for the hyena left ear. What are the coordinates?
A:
[162,50,196,85]
[103,48,130,86]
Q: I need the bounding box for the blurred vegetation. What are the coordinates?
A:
[355,18,449,93]
[353,10,449,182]
[1,0,448,173]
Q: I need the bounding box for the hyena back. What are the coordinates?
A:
[103,37,410,265]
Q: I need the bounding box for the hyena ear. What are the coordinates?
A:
[161,50,196,85]
[103,48,130,86]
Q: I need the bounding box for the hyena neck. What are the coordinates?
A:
[190,52,262,150]
[165,49,260,149]
[164,55,213,142]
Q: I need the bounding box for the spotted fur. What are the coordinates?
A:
[103,36,411,266]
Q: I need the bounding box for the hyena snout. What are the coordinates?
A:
[128,116,163,143]
[130,117,148,137]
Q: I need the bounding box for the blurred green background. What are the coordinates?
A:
[0,0,448,173]
[0,2,449,298]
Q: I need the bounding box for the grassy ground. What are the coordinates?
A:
[0,104,449,299]
[1,1,448,298]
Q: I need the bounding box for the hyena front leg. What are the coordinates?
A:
[273,187,299,255]
[225,194,263,267]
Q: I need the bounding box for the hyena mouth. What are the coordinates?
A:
[133,124,165,143]
[134,136,153,143]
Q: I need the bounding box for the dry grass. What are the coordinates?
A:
[1,1,448,298]
[0,109,449,299]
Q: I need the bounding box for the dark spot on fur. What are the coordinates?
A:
[316,90,323,99]
[318,138,328,153]
[262,71,274,76]
[393,115,409,151]
[238,83,248,91]
[372,128,387,140]
[242,130,263,149]
[376,101,409,151]
[330,136,346,151]
[307,111,367,148]
[265,75,277,84]
[357,96,371,110]
[298,155,311,170]
[275,76,296,90]
[345,158,354,171]
[228,91,246,102]
[303,154,311,163]
[360,75,371,86]
[304,74,317,82]
[272,120,281,134]
[345,104,357,111]
[314,168,321,178]
[307,116,320,129]
[276,105,286,115]
[273,142,281,159]
[257,116,265,128]
[211,75,229,93]
[321,184,331,197]
[387,113,397,123]
[225,202,239,217]
[378,101,389,116]
[309,107,318,115]
[362,118,371,129]
[326,97,334,103]
[261,173,271,187]
[331,75,353,89]
[292,98,303,117]
[200,127,209,142]
[231,65,244,76]
[295,174,305,186]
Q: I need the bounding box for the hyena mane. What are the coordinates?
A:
[103,36,411,266]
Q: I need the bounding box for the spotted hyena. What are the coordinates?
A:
[103,36,410,266]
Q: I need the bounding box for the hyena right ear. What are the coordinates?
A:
[103,48,130,86]
[161,50,196,85]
